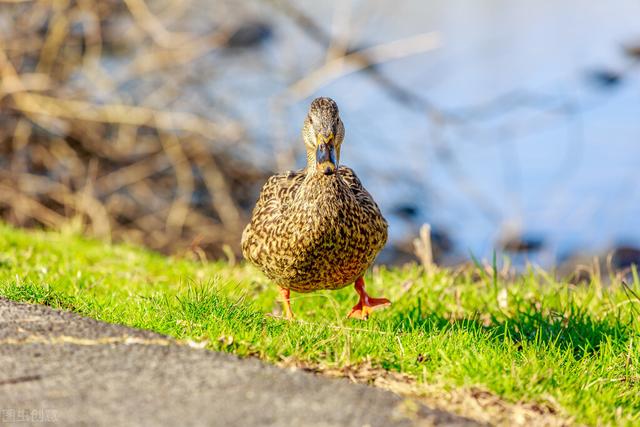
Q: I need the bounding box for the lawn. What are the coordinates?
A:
[0,223,638,426]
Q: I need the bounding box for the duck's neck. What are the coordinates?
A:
[305,150,320,176]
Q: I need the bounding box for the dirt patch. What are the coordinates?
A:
[278,358,575,427]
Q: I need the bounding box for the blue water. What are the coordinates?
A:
[100,0,640,264]
[263,0,640,264]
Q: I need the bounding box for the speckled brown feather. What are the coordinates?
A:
[241,98,388,293]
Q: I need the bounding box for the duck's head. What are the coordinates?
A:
[302,97,345,176]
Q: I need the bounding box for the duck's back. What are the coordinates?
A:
[242,166,387,292]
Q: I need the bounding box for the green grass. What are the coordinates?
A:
[1,223,639,425]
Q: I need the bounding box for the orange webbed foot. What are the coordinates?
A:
[347,277,390,320]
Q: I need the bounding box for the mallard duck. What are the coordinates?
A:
[241,97,389,319]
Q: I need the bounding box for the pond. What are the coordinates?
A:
[89,0,640,265]
[205,0,640,265]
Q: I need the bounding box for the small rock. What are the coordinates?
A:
[392,203,419,219]
[499,234,544,253]
[226,21,273,49]
[612,246,640,270]
[416,354,430,364]
[623,43,640,60]
[587,69,623,88]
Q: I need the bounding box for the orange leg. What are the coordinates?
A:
[279,287,294,320]
[347,277,390,320]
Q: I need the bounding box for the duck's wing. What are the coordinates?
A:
[253,169,305,216]
[241,169,305,262]
[339,167,387,221]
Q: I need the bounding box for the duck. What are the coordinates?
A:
[241,97,389,320]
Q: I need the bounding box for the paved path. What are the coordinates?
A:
[0,298,479,426]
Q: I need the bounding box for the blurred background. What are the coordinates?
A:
[1,0,640,271]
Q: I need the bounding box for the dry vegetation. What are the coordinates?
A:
[0,0,446,262]
[0,0,450,265]
[0,0,269,259]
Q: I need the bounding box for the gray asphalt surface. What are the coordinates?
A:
[0,298,480,427]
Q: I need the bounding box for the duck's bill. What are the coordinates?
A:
[316,142,337,175]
